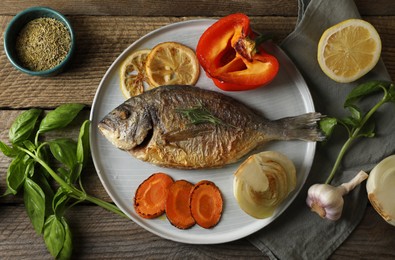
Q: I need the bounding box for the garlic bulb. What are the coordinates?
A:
[233,151,296,219]
[366,155,395,226]
[306,170,368,220]
[306,184,345,220]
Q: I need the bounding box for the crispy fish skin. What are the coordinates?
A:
[98,85,324,169]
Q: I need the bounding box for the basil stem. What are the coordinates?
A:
[1,105,128,258]
[17,145,127,218]
[324,81,394,184]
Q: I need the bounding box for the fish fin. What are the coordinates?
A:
[272,112,326,142]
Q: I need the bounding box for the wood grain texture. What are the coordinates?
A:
[0,15,295,108]
[0,0,298,16]
[1,0,395,259]
[0,204,393,259]
[1,0,395,16]
[1,16,394,108]
[0,205,268,260]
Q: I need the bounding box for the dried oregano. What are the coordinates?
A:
[15,17,71,71]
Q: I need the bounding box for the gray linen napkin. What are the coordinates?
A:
[248,0,394,259]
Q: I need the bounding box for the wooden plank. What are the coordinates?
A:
[1,15,394,109]
[1,0,298,16]
[332,207,395,259]
[0,15,295,108]
[0,205,267,259]
[0,204,393,259]
[1,0,395,16]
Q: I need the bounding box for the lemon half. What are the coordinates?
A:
[317,19,382,83]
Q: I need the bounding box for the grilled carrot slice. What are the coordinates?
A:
[134,172,174,219]
[190,180,223,229]
[165,180,196,229]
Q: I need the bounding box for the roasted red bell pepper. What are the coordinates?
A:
[196,13,279,91]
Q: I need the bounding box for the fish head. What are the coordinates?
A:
[98,101,153,151]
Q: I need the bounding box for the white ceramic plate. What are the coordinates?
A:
[90,19,316,244]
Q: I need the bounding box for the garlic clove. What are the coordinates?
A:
[366,155,395,226]
[233,151,296,219]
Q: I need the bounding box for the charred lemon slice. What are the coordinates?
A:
[120,49,151,98]
[145,42,200,87]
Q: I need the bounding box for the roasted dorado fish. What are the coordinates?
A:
[98,85,324,169]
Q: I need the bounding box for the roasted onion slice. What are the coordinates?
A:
[233,151,296,219]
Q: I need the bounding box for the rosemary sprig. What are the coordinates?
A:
[175,102,231,127]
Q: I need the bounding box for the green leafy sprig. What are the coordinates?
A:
[0,104,126,259]
[176,102,230,126]
[320,81,395,184]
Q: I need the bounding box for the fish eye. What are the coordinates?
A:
[119,109,130,120]
[114,106,130,120]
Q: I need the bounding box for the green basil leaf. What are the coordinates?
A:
[2,186,14,197]
[358,120,376,138]
[36,146,51,179]
[25,158,35,178]
[57,167,71,183]
[38,104,84,134]
[77,120,90,167]
[345,81,391,107]
[53,188,69,216]
[49,138,77,170]
[338,117,360,133]
[340,117,359,128]
[24,178,46,234]
[9,109,42,144]
[346,104,361,122]
[319,117,337,138]
[22,140,36,152]
[57,217,73,260]
[6,153,28,195]
[0,141,19,157]
[44,215,65,258]
[32,171,55,217]
[57,164,82,185]
[70,163,83,184]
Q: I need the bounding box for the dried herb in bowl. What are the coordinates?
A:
[15,17,71,71]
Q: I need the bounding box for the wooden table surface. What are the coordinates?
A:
[1,1,395,259]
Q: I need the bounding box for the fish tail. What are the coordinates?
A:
[271,112,325,142]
